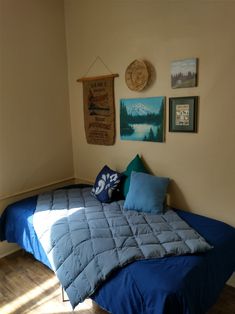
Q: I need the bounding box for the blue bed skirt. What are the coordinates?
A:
[1,186,235,314]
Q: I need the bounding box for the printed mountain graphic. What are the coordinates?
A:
[127,103,154,116]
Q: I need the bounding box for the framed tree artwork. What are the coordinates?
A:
[171,58,198,89]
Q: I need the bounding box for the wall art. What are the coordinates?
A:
[120,96,165,142]
[171,58,198,88]
[77,73,118,145]
[169,96,198,132]
[125,59,150,91]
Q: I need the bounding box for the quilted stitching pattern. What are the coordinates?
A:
[33,187,212,309]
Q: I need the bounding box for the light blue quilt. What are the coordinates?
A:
[33,187,212,309]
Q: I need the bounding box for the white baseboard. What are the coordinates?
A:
[0,242,20,259]
[0,177,75,258]
[75,177,93,185]
[0,176,75,202]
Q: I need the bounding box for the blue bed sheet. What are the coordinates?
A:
[0,196,51,269]
[1,189,235,314]
[92,210,235,314]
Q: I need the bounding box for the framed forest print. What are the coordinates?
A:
[171,58,198,89]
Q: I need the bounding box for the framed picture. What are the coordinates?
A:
[171,58,198,88]
[169,96,198,132]
[120,96,165,142]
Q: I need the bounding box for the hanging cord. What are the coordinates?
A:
[82,56,113,78]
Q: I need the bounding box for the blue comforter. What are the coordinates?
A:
[33,187,212,309]
[1,185,235,314]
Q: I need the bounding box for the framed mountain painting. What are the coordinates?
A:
[120,97,165,142]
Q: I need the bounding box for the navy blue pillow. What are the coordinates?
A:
[92,165,122,203]
[124,171,169,214]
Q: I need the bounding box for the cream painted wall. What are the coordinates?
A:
[65,0,235,226]
[0,0,74,203]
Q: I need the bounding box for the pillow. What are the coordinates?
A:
[122,154,149,198]
[124,171,170,214]
[91,165,122,203]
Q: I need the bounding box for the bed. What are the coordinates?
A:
[1,184,235,314]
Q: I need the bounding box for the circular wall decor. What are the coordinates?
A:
[125,59,150,91]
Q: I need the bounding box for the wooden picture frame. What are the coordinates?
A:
[169,96,198,132]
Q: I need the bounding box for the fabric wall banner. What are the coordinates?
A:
[82,75,116,145]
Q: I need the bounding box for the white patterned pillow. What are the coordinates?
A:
[91,165,122,202]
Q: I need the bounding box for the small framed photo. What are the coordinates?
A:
[171,58,198,88]
[169,96,198,132]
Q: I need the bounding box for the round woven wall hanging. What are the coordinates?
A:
[125,59,150,91]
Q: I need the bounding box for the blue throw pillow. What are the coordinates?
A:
[92,165,122,203]
[124,171,170,214]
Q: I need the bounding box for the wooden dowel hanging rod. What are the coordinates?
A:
[77,73,119,83]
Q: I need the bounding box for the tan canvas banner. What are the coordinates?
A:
[82,76,115,145]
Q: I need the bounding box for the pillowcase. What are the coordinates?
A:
[122,154,149,198]
[124,171,170,214]
[91,165,122,203]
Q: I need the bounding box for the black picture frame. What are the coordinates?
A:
[169,96,198,132]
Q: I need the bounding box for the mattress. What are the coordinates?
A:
[1,185,235,314]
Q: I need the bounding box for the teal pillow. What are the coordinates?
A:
[124,171,169,214]
[122,154,149,198]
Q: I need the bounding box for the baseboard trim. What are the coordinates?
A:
[0,177,75,259]
[75,177,93,185]
[0,176,75,202]
[0,243,20,259]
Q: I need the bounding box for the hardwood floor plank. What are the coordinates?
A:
[0,251,234,314]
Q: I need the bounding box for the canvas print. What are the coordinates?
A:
[120,97,165,142]
[171,58,197,88]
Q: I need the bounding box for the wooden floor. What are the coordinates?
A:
[0,251,234,314]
